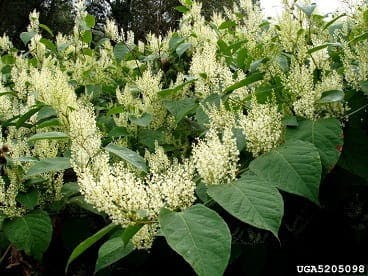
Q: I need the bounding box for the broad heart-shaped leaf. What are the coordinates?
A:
[3,211,52,260]
[95,224,142,272]
[207,172,283,237]
[128,113,152,127]
[249,140,322,204]
[105,144,147,173]
[85,14,96,28]
[164,98,198,123]
[114,42,129,61]
[81,30,92,44]
[295,3,316,17]
[286,118,343,170]
[159,204,231,276]
[26,157,71,177]
[176,42,192,57]
[20,30,37,45]
[169,35,185,50]
[16,190,40,209]
[28,131,69,142]
[66,223,118,273]
[61,182,80,198]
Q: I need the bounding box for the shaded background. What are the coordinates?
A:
[0,0,240,48]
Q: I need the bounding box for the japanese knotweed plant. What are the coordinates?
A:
[0,0,367,275]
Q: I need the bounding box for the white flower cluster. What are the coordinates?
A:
[70,106,196,249]
[283,60,347,120]
[178,1,217,46]
[0,176,24,217]
[104,19,122,42]
[203,102,238,131]
[192,127,239,185]
[240,101,284,157]
[29,65,78,119]
[69,104,102,170]
[190,42,233,98]
[116,68,167,130]
[27,10,40,32]
[342,40,368,90]
[0,34,13,52]
[29,34,46,59]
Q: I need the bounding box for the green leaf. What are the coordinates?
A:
[68,196,101,215]
[208,172,283,237]
[217,39,230,56]
[26,157,71,177]
[61,182,80,198]
[286,119,343,170]
[249,58,269,73]
[317,90,344,103]
[175,5,190,13]
[159,204,231,276]
[40,38,56,52]
[307,42,341,54]
[39,24,54,37]
[3,211,52,260]
[57,42,71,52]
[81,30,92,44]
[108,127,128,139]
[105,144,147,173]
[95,224,141,272]
[36,118,61,129]
[158,78,196,98]
[183,0,193,6]
[0,91,16,97]
[349,32,368,45]
[176,42,192,57]
[169,35,185,51]
[106,105,124,117]
[283,116,299,127]
[1,54,16,65]
[37,106,57,121]
[224,72,264,95]
[16,190,40,209]
[114,42,129,61]
[323,13,347,31]
[232,127,246,152]
[360,80,368,96]
[28,132,69,142]
[81,47,93,56]
[66,223,118,273]
[296,3,316,17]
[95,238,134,272]
[128,113,152,127]
[249,140,322,204]
[164,98,198,123]
[219,20,237,29]
[16,105,44,128]
[138,129,165,149]
[85,14,96,28]
[20,31,37,45]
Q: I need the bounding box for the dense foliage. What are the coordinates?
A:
[0,0,368,274]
